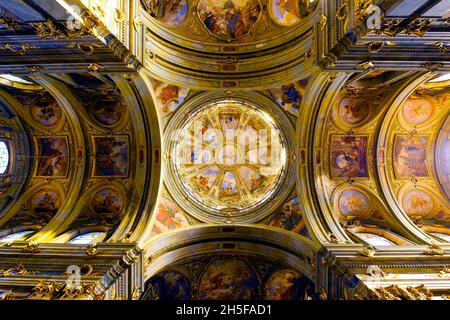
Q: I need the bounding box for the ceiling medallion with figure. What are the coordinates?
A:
[164,92,295,223]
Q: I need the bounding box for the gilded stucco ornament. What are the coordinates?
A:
[88,63,104,72]
[0,43,38,55]
[363,284,433,300]
[359,246,376,257]
[421,63,443,72]
[371,18,434,38]
[66,42,104,55]
[367,41,384,53]
[319,12,327,31]
[425,42,449,54]
[357,61,374,70]
[0,264,37,277]
[353,0,375,26]
[27,65,45,74]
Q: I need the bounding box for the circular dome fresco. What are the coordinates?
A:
[164,92,295,223]
[436,113,450,200]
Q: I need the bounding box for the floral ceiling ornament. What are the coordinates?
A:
[336,0,349,31]
[0,43,38,55]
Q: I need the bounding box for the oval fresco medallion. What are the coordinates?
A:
[402,189,434,217]
[265,269,304,300]
[142,0,189,26]
[90,187,124,214]
[154,82,190,118]
[197,0,262,41]
[198,259,259,300]
[338,189,371,217]
[31,100,62,127]
[90,97,125,127]
[31,188,61,214]
[270,0,301,26]
[149,270,191,300]
[338,98,370,125]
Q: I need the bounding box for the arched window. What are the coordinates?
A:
[0,230,33,242]
[354,232,396,248]
[430,232,450,243]
[0,141,9,175]
[67,232,106,244]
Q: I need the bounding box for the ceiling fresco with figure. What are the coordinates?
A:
[142,0,317,43]
[0,69,157,245]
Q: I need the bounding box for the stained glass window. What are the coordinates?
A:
[68,232,105,244]
[355,232,396,248]
[0,141,9,174]
[430,232,450,242]
[0,230,33,242]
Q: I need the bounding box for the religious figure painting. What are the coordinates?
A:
[393,135,428,178]
[154,82,189,119]
[338,98,370,125]
[90,96,125,126]
[36,137,69,177]
[142,0,188,25]
[268,196,304,234]
[147,270,191,300]
[265,269,309,300]
[402,96,433,125]
[197,0,261,41]
[31,99,62,127]
[93,136,129,177]
[330,135,368,178]
[91,187,123,214]
[198,259,259,300]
